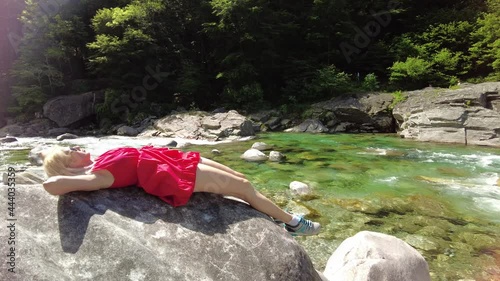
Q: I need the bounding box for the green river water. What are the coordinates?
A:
[2,133,500,280]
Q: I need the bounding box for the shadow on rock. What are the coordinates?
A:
[57,187,264,253]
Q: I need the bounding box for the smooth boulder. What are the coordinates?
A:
[241,148,268,162]
[0,184,322,281]
[323,231,431,281]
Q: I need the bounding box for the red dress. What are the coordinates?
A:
[91,146,200,207]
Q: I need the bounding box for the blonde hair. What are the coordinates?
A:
[42,146,91,177]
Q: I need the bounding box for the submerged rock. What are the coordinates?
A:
[289,181,312,196]
[0,185,322,281]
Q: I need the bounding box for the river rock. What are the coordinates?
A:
[241,149,268,162]
[323,231,431,281]
[148,110,255,140]
[116,125,139,136]
[289,181,312,196]
[0,185,322,281]
[286,119,328,133]
[56,133,78,141]
[48,127,71,136]
[269,151,286,162]
[43,91,105,127]
[308,93,395,133]
[393,82,500,146]
[0,124,24,137]
[0,136,17,143]
[251,142,269,150]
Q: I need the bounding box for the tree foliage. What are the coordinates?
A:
[7,0,500,122]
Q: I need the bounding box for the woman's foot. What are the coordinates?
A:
[285,217,321,236]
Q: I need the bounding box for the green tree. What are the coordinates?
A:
[10,0,65,116]
[389,57,433,88]
[470,0,500,79]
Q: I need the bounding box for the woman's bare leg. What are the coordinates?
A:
[199,157,246,179]
[194,163,292,223]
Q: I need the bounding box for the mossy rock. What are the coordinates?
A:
[404,234,442,252]
[455,232,498,251]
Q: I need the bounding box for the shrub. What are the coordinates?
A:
[389,90,407,110]
[362,73,380,91]
[306,65,352,100]
[389,57,433,89]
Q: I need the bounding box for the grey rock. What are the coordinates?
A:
[116,126,139,136]
[251,142,269,151]
[310,93,394,133]
[2,168,46,185]
[287,119,328,133]
[201,116,221,130]
[241,149,268,162]
[147,110,255,140]
[252,123,261,133]
[0,185,322,281]
[289,181,311,196]
[56,133,78,141]
[165,140,178,147]
[24,127,37,137]
[48,127,71,136]
[323,231,431,281]
[212,107,227,114]
[393,82,500,146]
[248,110,280,123]
[265,116,282,131]
[43,91,105,127]
[0,124,24,137]
[239,120,255,137]
[269,151,286,162]
[0,136,17,143]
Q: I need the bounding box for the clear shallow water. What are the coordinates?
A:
[2,133,500,280]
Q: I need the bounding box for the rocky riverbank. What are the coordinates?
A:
[1,82,500,146]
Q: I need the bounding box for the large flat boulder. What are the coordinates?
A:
[393,82,500,146]
[0,184,321,281]
[141,110,255,140]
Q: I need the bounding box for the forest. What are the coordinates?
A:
[4,0,500,126]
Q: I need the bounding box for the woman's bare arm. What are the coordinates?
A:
[42,173,114,195]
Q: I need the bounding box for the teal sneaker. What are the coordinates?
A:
[285,217,321,236]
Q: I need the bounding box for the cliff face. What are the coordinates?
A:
[393,82,500,147]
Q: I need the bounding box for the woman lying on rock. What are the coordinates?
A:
[42,145,321,236]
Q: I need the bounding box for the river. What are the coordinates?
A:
[1,133,500,280]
